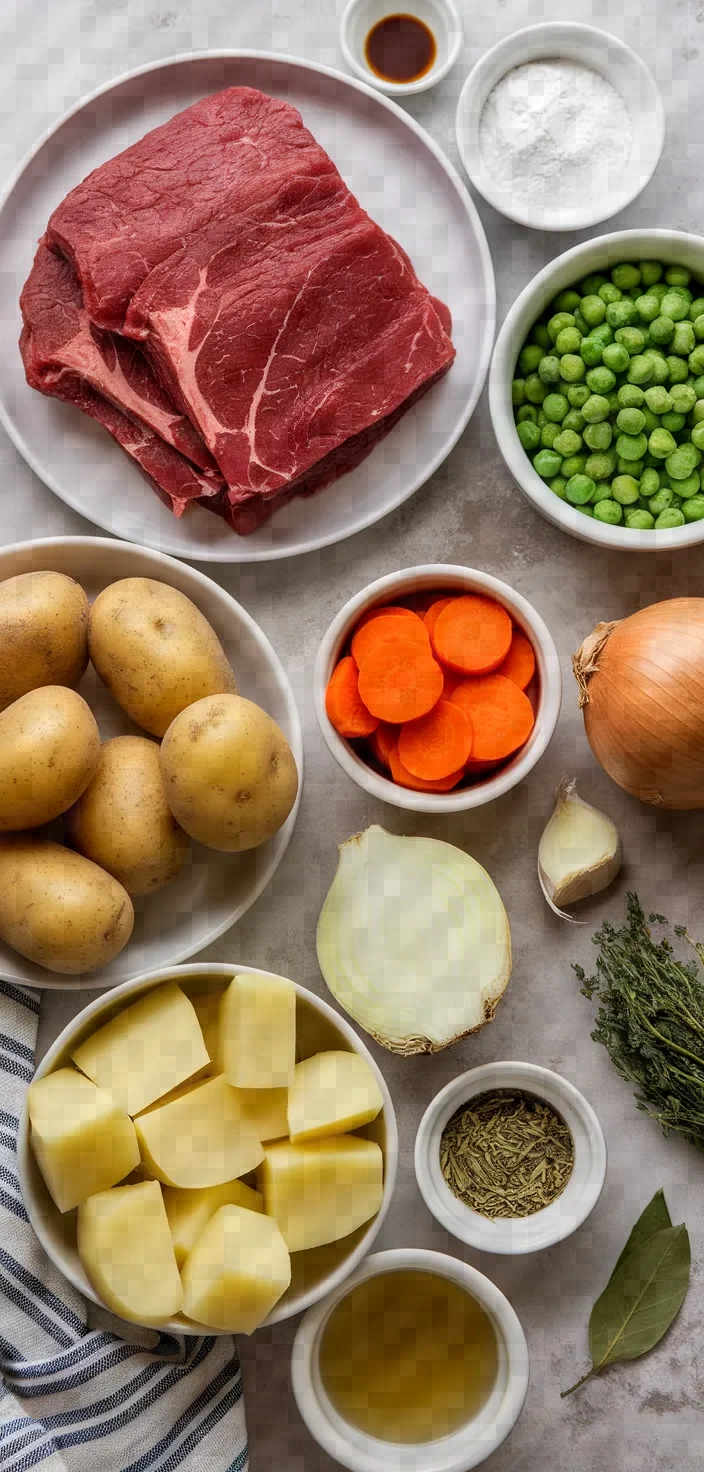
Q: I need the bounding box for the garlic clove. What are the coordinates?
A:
[538,778,622,923]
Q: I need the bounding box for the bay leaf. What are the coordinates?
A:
[608,1188,672,1283]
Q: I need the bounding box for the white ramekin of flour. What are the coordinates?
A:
[455,22,664,232]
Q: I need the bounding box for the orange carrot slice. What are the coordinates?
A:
[388,744,464,792]
[325,656,379,739]
[355,604,420,631]
[424,597,456,645]
[358,638,443,723]
[442,669,462,700]
[368,721,399,770]
[450,675,534,761]
[433,596,512,675]
[351,611,429,667]
[497,629,536,691]
[398,700,473,780]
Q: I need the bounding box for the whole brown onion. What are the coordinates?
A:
[573,599,704,809]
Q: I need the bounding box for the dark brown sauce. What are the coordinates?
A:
[364,13,437,84]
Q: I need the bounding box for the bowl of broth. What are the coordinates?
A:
[340,0,463,96]
[291,1247,529,1471]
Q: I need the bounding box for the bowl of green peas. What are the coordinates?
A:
[489,230,704,548]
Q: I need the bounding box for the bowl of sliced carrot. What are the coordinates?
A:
[314,565,562,812]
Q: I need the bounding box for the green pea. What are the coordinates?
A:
[693,376,704,397]
[681,495,704,521]
[560,454,588,478]
[606,390,621,412]
[640,467,660,497]
[654,508,686,528]
[580,295,606,327]
[602,342,630,373]
[612,474,641,505]
[689,346,704,376]
[599,282,622,304]
[581,393,610,424]
[692,314,704,343]
[635,293,661,323]
[626,509,655,529]
[589,322,614,345]
[650,283,670,302]
[649,428,677,458]
[606,298,637,328]
[525,373,548,403]
[532,322,552,351]
[559,354,586,383]
[641,408,660,434]
[518,343,544,375]
[533,448,563,479]
[670,471,700,499]
[551,290,582,313]
[565,474,596,505]
[692,400,704,425]
[516,404,538,424]
[549,476,567,500]
[563,411,586,433]
[660,291,691,322]
[555,326,583,355]
[585,366,616,393]
[573,311,588,336]
[665,265,691,288]
[649,315,676,345]
[666,355,690,383]
[517,420,541,451]
[616,384,644,408]
[616,407,646,435]
[689,297,704,321]
[576,504,595,516]
[627,355,654,385]
[642,350,670,384]
[542,393,569,423]
[585,451,617,481]
[567,384,591,408]
[612,263,641,290]
[615,326,646,355]
[661,412,687,432]
[511,380,527,406]
[540,422,561,448]
[553,428,582,456]
[591,482,613,503]
[581,273,608,295]
[580,337,604,366]
[648,487,674,515]
[666,443,702,479]
[583,421,613,451]
[640,261,663,288]
[618,457,644,477]
[593,498,623,524]
[547,312,575,343]
[537,355,561,384]
[644,385,673,414]
[671,321,696,356]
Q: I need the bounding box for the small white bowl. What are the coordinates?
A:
[490,228,704,553]
[18,962,398,1334]
[415,1062,606,1255]
[456,22,664,232]
[291,1247,529,1472]
[340,0,462,95]
[314,564,561,814]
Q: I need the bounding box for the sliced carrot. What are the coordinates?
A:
[497,629,536,691]
[325,656,379,739]
[450,675,534,761]
[398,700,473,781]
[375,722,399,766]
[442,669,462,700]
[388,744,464,792]
[433,596,512,676]
[355,604,420,631]
[424,597,456,644]
[358,638,444,723]
[351,611,429,667]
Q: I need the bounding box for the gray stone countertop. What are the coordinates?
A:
[3,0,704,1465]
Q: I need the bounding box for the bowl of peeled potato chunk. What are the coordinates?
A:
[18,963,397,1333]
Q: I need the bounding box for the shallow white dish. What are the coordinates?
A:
[414,1061,606,1255]
[0,538,302,989]
[314,564,561,813]
[0,50,494,564]
[18,963,398,1333]
[340,0,462,96]
[490,228,704,552]
[291,1247,529,1472]
[456,22,664,232]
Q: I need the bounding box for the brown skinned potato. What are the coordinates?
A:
[67,736,190,896]
[0,571,89,712]
[0,838,134,974]
[0,686,100,830]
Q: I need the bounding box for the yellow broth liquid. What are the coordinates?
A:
[318,1269,499,1443]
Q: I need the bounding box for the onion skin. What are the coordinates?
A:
[574,599,704,809]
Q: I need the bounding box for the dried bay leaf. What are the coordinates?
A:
[608,1188,671,1282]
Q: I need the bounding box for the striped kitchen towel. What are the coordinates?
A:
[0,981,249,1472]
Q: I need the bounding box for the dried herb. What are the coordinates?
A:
[575,893,704,1146]
[563,1190,690,1396]
[439,1088,574,1219]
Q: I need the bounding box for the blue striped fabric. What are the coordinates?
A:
[0,983,249,1471]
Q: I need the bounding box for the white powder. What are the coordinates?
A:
[478,59,633,214]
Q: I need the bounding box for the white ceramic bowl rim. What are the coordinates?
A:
[18,962,399,1333]
[291,1247,529,1472]
[314,564,562,814]
[490,228,704,552]
[414,1062,607,1255]
[340,0,463,95]
[455,22,665,231]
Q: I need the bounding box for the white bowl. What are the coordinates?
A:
[18,962,398,1334]
[340,0,462,95]
[291,1247,529,1472]
[414,1062,606,1255]
[314,564,561,814]
[0,537,302,989]
[490,228,704,552]
[456,23,664,232]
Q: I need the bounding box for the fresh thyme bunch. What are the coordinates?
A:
[576,893,704,1146]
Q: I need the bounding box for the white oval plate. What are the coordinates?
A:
[0,538,303,988]
[0,51,495,563]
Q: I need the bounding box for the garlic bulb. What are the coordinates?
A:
[538,779,621,921]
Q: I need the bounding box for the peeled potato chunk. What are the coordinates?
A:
[191,990,223,1071]
[28,1067,139,1213]
[233,1087,289,1144]
[219,972,295,1089]
[287,1051,384,1145]
[181,1204,291,1332]
[71,983,209,1116]
[163,1178,263,1268]
[257,1136,384,1253]
[134,1074,264,1188]
[77,1180,182,1325]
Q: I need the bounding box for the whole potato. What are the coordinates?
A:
[160,694,298,852]
[88,578,237,737]
[0,686,100,830]
[0,837,134,974]
[67,735,189,896]
[0,570,89,711]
